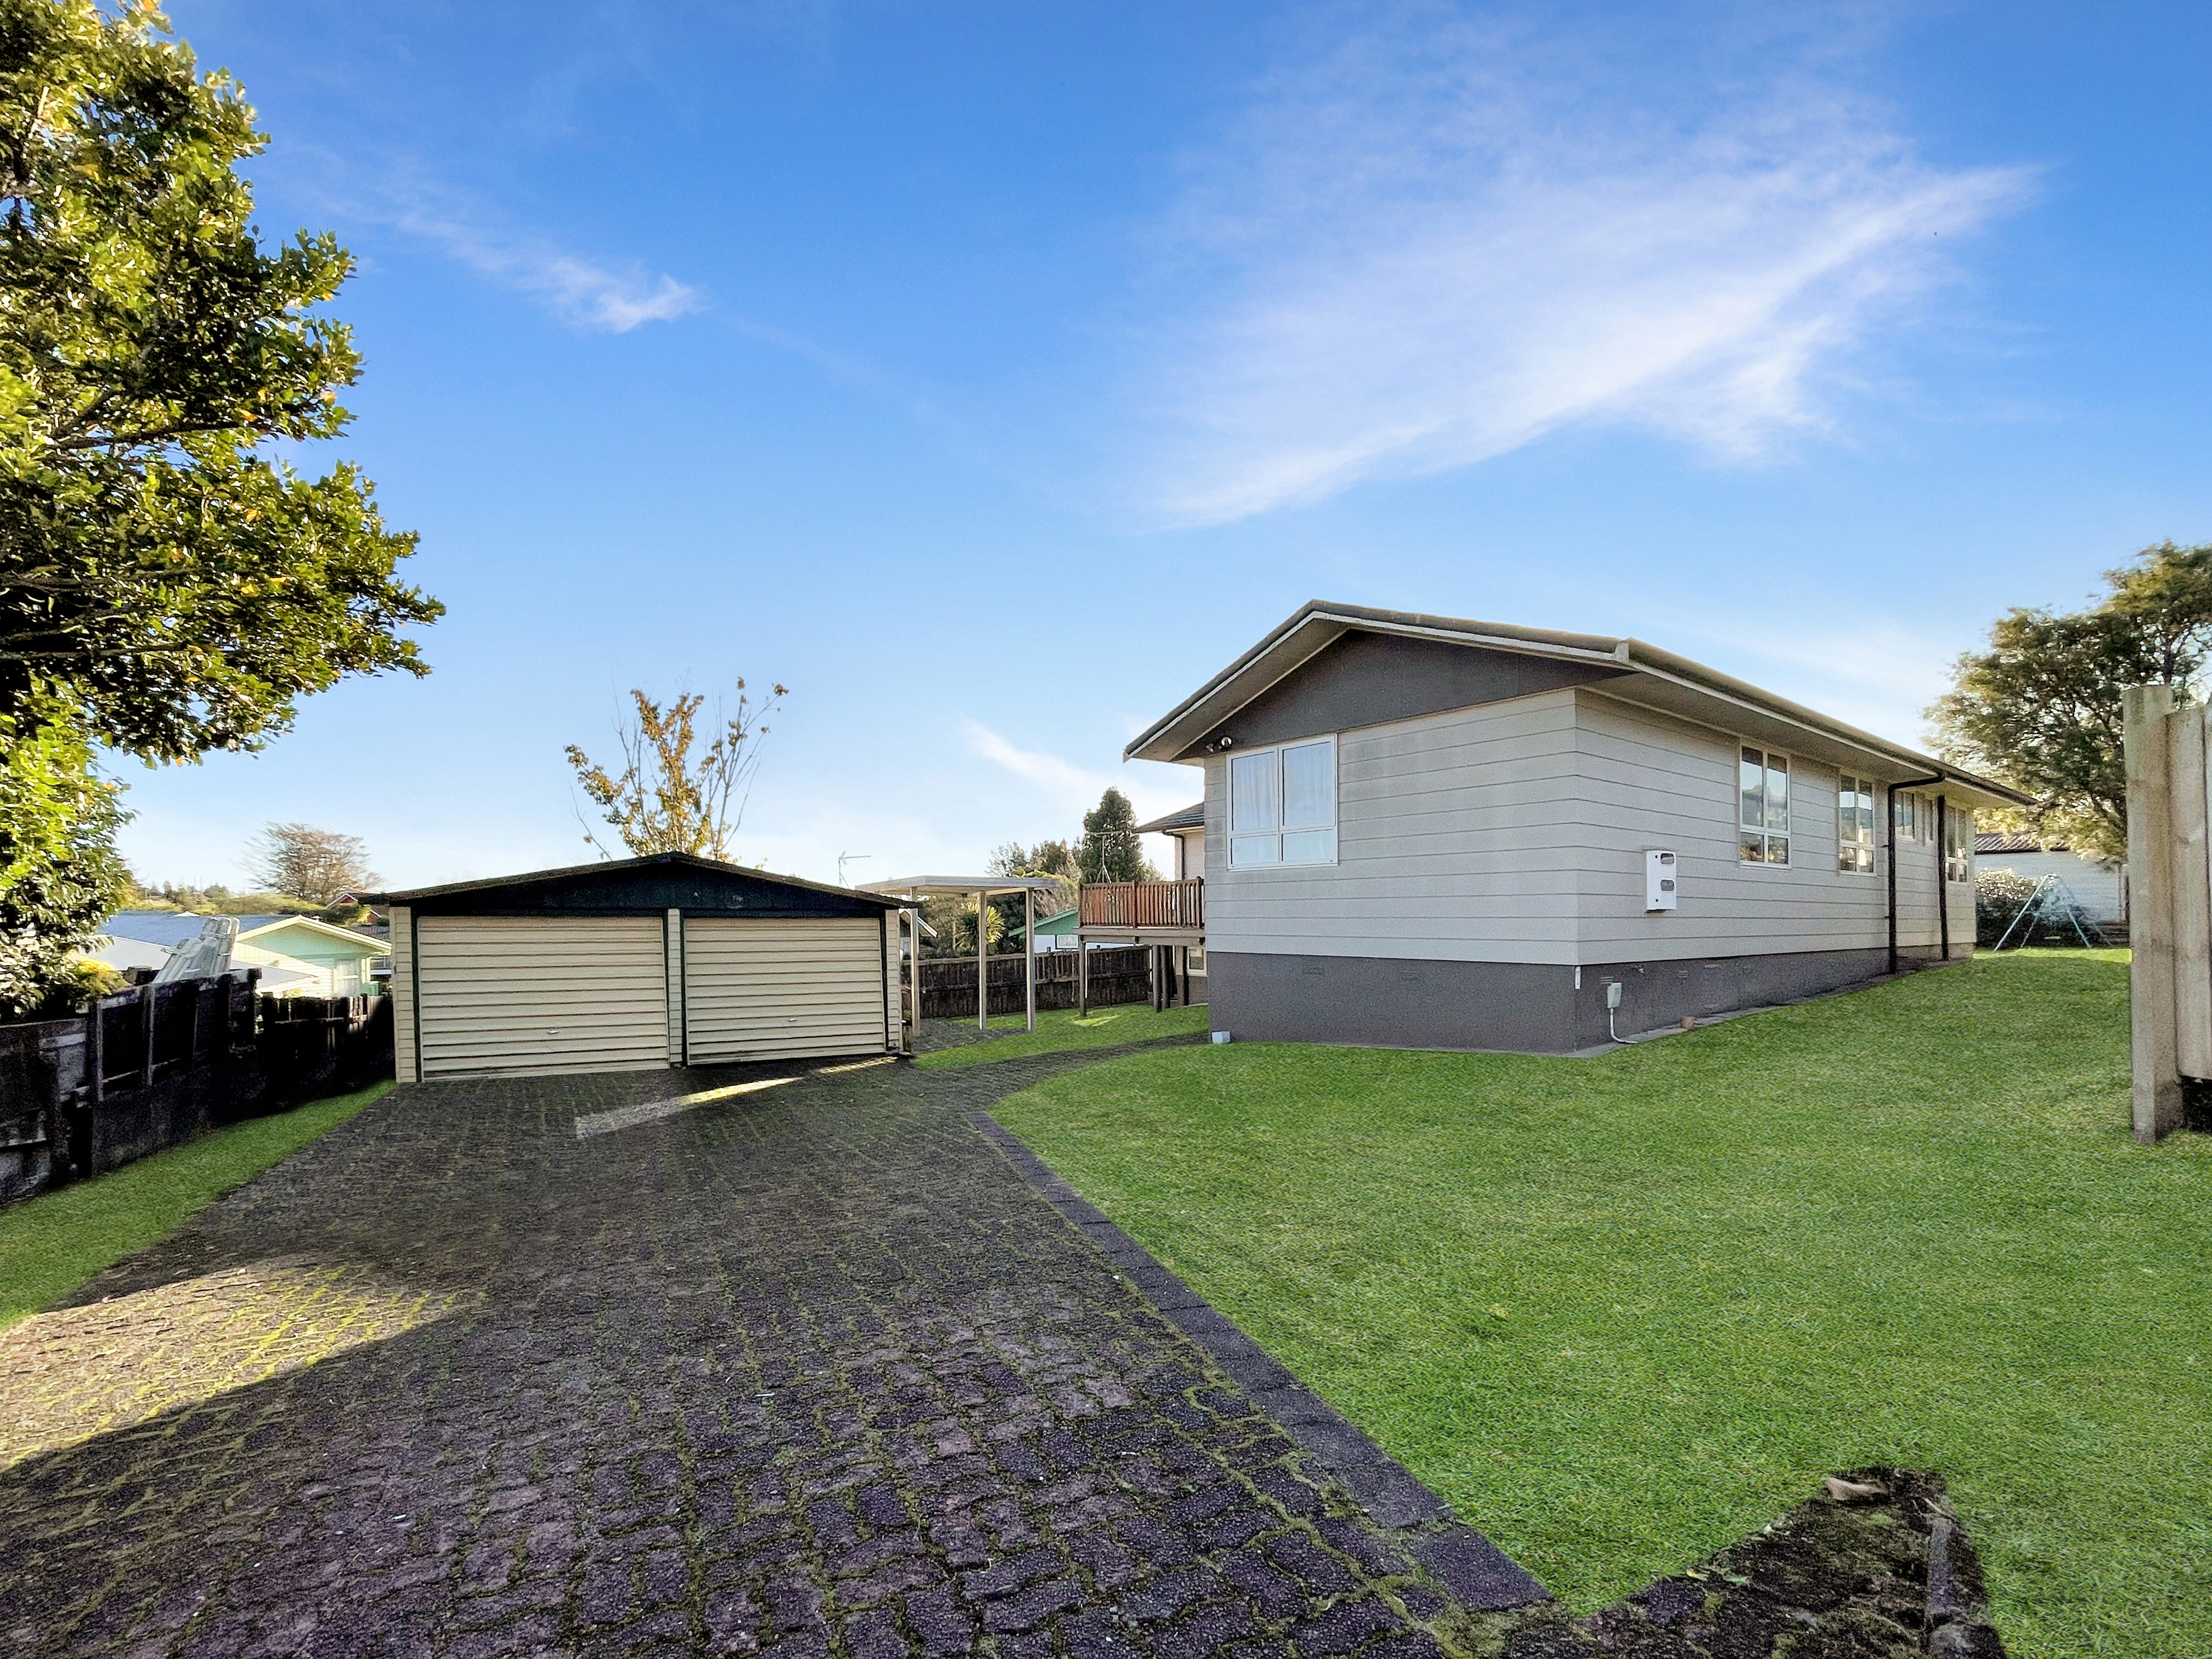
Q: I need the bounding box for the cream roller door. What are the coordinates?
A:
[416,916,669,1079]
[684,918,887,1063]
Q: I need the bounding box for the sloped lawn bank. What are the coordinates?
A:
[0,1081,390,1330]
[990,951,2210,1658]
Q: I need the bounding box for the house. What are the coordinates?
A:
[370,853,915,1081]
[93,911,386,995]
[1011,908,1079,951]
[1141,802,1206,880]
[1120,601,2031,1052]
[232,915,393,996]
[1133,803,1207,1003]
[1973,833,2125,924]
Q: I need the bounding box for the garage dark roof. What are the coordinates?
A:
[1136,803,1204,834]
[1976,832,2065,856]
[364,852,906,918]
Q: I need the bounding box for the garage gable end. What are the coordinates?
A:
[385,853,897,921]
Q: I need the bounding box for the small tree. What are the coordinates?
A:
[566,681,785,861]
[246,822,378,906]
[1079,789,1159,883]
[1929,541,2212,863]
[0,700,126,1017]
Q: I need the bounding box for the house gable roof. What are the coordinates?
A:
[1136,803,1205,834]
[236,915,392,957]
[1126,600,2032,812]
[365,851,905,919]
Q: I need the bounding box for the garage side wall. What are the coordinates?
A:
[390,905,417,1084]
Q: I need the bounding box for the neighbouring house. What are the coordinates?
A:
[92,911,387,996]
[1120,600,2030,1052]
[1136,803,1207,1004]
[369,854,913,1081]
[1973,833,2126,924]
[1012,908,1079,951]
[232,915,393,996]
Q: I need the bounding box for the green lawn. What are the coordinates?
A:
[0,1081,390,1330]
[915,1002,1212,1069]
[990,952,2211,1658]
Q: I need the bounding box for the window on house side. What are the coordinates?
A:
[1838,775,1876,872]
[1944,806,1974,882]
[1229,737,1337,867]
[1739,746,1790,865]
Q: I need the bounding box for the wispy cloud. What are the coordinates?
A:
[1141,4,2036,523]
[961,719,1190,825]
[393,199,701,332]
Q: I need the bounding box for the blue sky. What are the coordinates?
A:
[123,0,2212,891]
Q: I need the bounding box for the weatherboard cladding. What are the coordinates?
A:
[1200,685,1973,968]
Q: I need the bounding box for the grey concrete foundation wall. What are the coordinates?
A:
[1208,944,1971,1054]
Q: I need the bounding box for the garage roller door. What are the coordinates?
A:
[417,916,668,1079]
[684,918,885,1063]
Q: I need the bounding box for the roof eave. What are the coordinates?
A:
[1123,601,1626,764]
[1121,601,2033,810]
[364,850,906,909]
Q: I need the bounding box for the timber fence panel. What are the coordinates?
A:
[918,949,1152,1019]
[0,975,396,1204]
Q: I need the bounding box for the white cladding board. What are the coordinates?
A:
[684,918,887,1063]
[416,916,669,1079]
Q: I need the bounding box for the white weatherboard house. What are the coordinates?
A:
[1124,602,2032,1052]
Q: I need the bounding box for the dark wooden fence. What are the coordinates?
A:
[917,948,1153,1020]
[0,974,394,1206]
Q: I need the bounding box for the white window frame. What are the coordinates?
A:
[1838,774,1877,874]
[1737,743,1792,866]
[1228,735,1338,868]
[1944,804,1974,883]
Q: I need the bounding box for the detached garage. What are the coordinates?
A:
[371,854,913,1082]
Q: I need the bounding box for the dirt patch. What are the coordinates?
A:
[1454,1468,2005,1657]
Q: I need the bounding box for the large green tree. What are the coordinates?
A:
[1079,788,1159,883]
[1928,540,2212,864]
[0,1,437,1013]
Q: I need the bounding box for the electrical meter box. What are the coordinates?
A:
[1644,849,1678,912]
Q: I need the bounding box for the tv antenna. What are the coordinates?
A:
[838,852,871,887]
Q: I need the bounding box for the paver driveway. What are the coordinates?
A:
[0,1050,1539,1659]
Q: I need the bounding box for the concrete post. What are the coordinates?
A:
[2171,705,2212,1080]
[976,890,989,1032]
[2125,684,2184,1142]
[1024,888,1036,1032]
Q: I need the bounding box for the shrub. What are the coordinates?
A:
[1976,866,2102,947]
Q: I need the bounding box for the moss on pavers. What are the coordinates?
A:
[0,1080,391,1331]
[0,1055,1498,1658]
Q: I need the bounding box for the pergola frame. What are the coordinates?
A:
[860,876,1063,1036]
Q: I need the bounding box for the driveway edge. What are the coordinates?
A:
[966,1108,1550,1616]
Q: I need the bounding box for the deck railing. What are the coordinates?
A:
[1078,878,1204,930]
